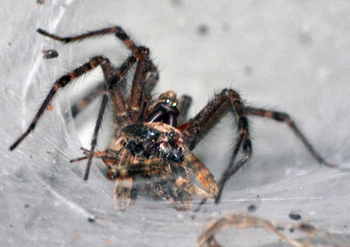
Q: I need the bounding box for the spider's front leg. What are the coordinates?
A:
[75,46,151,181]
[179,89,252,203]
[9,56,110,151]
[37,26,160,117]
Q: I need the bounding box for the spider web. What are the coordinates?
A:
[1,0,350,246]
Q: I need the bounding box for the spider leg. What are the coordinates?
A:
[113,57,157,125]
[84,46,150,180]
[71,83,104,117]
[38,26,159,126]
[179,89,252,203]
[37,26,141,52]
[9,56,109,151]
[37,27,159,102]
[69,148,109,163]
[128,47,150,121]
[143,61,159,96]
[244,107,336,168]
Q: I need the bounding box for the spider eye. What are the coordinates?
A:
[165,99,170,104]
[172,102,177,107]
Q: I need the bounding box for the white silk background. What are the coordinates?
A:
[1,1,350,246]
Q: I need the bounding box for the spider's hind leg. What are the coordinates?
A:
[244,106,336,168]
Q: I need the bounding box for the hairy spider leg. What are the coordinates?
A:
[9,56,110,151]
[244,107,336,168]
[84,47,151,180]
[35,23,192,206]
[37,27,159,99]
[37,27,159,124]
[71,83,105,117]
[38,27,155,180]
[179,89,252,203]
[9,42,151,183]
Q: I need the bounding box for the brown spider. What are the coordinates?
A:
[9,26,336,211]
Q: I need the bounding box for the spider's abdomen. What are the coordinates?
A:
[120,122,186,163]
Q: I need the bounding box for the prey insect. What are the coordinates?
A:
[9,26,336,210]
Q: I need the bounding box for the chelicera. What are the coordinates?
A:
[9,26,335,210]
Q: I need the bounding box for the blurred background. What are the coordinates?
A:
[1,0,350,246]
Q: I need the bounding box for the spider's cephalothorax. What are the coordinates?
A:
[10,26,337,211]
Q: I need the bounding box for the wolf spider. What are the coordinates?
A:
[9,26,336,210]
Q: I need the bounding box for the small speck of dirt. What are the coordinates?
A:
[197,24,209,35]
[88,216,96,223]
[288,213,301,221]
[42,50,59,59]
[247,204,257,212]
